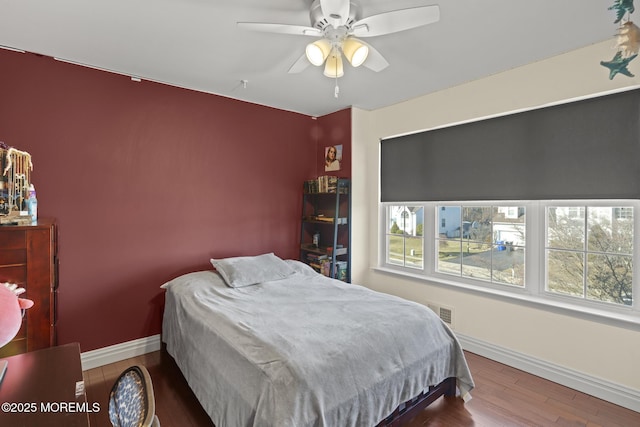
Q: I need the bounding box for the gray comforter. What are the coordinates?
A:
[161,261,474,427]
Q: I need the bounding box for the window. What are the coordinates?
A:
[386,205,424,269]
[381,201,637,316]
[546,206,633,305]
[379,90,640,323]
[436,205,525,287]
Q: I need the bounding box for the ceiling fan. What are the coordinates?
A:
[237,0,440,86]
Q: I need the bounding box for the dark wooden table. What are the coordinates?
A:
[0,342,91,426]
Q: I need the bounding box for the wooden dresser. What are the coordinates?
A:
[0,219,57,357]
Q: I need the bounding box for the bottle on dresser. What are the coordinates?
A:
[26,184,37,223]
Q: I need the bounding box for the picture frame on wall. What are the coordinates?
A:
[324,144,342,172]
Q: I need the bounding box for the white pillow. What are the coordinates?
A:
[210,253,294,288]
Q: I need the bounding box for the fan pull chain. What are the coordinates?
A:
[334,75,339,98]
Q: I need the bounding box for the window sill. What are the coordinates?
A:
[373,266,640,331]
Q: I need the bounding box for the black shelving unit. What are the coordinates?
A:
[300,177,351,282]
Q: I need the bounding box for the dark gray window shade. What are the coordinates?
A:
[380,89,640,202]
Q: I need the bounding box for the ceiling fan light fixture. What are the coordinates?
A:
[323,48,344,78]
[342,38,369,67]
[305,39,332,66]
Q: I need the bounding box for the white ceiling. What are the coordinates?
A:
[0,0,617,117]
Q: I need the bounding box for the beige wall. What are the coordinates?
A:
[351,40,640,393]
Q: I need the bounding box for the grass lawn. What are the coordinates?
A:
[388,235,495,267]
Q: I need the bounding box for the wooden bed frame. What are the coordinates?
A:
[376,377,457,426]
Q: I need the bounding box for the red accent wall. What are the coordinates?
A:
[0,50,339,351]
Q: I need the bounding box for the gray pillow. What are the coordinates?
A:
[210,253,295,288]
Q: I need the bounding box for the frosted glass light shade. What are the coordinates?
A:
[323,48,344,78]
[306,39,332,66]
[342,38,369,67]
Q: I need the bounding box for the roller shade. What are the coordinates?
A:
[380,88,640,202]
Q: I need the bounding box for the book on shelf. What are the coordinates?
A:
[306,253,328,261]
[321,261,331,277]
[303,215,343,223]
[309,263,322,273]
[309,258,330,274]
[304,176,347,194]
[315,260,348,280]
[335,261,348,281]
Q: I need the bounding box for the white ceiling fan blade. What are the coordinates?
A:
[288,53,311,73]
[351,5,440,38]
[237,22,322,37]
[361,42,389,72]
[320,0,350,27]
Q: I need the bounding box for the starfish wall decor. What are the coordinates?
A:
[601,0,639,79]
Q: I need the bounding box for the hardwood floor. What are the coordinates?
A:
[83,349,640,427]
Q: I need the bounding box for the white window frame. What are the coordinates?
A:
[378,200,640,327]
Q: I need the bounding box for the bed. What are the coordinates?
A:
[161,254,474,427]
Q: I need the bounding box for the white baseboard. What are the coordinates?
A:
[80,334,161,371]
[457,333,640,413]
